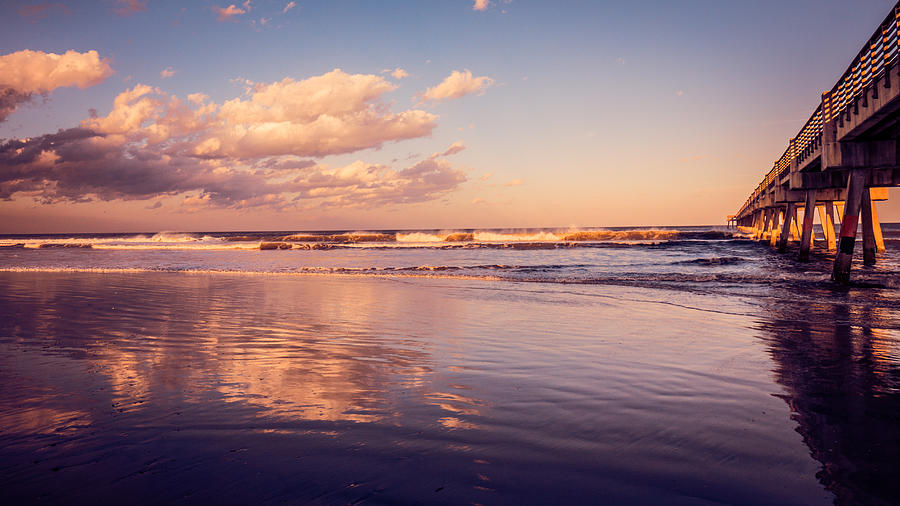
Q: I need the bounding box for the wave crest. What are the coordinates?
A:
[562,230,680,241]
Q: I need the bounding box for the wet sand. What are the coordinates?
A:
[1,270,894,504]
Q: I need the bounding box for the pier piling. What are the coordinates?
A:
[819,203,837,251]
[779,203,795,253]
[790,207,800,241]
[770,209,781,248]
[832,170,866,283]
[870,196,885,253]
[861,190,878,265]
[799,190,817,261]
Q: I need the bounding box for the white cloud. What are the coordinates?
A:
[0,49,112,94]
[0,69,463,211]
[213,4,246,22]
[78,70,439,159]
[391,68,409,79]
[208,69,436,158]
[417,69,494,104]
[0,49,113,121]
[187,93,209,105]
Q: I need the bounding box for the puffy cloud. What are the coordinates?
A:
[114,0,147,16]
[473,0,490,11]
[0,69,461,211]
[417,69,494,104]
[0,50,112,93]
[219,70,396,124]
[78,70,436,157]
[391,68,409,79]
[0,49,113,121]
[160,67,176,79]
[207,69,436,158]
[0,129,465,210]
[213,4,245,22]
[80,84,163,135]
[283,1,296,13]
[186,93,208,105]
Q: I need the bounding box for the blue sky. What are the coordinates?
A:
[0,0,897,232]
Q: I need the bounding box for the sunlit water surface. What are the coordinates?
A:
[1,225,898,504]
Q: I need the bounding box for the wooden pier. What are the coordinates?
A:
[734,2,900,283]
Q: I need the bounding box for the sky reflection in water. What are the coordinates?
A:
[0,271,897,504]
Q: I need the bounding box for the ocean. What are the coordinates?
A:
[1,225,899,504]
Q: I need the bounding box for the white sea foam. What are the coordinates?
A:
[0,228,731,251]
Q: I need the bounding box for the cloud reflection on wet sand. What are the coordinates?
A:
[0,270,880,504]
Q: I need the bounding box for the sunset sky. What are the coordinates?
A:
[1,0,898,233]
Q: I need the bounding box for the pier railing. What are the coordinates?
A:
[737,3,900,216]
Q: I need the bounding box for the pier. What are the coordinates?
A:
[735,2,900,283]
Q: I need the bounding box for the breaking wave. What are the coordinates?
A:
[396,229,694,243]
[0,228,737,251]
